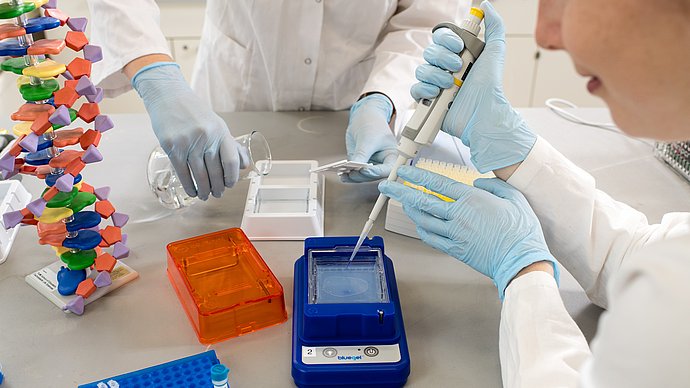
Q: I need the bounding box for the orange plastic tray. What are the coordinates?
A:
[166,228,287,344]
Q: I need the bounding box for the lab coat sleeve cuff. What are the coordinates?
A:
[504,270,559,298]
[88,0,173,98]
[360,82,415,133]
[361,79,414,113]
[360,53,419,133]
[94,45,173,99]
[505,136,551,191]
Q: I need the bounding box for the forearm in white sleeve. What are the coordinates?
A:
[86,0,172,97]
[579,236,690,388]
[360,0,470,121]
[500,272,591,388]
[507,137,690,308]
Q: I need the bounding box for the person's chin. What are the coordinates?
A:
[609,106,656,140]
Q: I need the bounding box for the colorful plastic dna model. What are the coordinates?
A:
[0,0,129,315]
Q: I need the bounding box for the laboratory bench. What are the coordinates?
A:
[1,109,689,387]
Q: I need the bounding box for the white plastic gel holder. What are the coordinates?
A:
[0,180,31,264]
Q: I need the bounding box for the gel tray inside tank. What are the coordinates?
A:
[308,246,389,304]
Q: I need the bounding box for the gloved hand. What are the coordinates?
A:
[410,1,536,173]
[133,62,246,200]
[342,93,398,183]
[379,166,559,299]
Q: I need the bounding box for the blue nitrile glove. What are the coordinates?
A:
[342,93,398,183]
[133,62,247,200]
[410,1,536,173]
[379,166,559,299]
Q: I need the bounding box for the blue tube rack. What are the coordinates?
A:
[78,350,220,388]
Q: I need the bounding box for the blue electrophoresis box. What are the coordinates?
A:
[292,236,410,387]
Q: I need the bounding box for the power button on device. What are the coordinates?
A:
[363,347,379,357]
[323,348,338,358]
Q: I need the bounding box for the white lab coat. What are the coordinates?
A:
[87,0,469,116]
[501,137,690,387]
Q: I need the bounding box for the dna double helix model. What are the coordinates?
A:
[0,0,129,315]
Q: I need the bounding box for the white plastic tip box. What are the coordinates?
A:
[0,180,31,264]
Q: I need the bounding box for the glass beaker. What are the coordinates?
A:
[147,131,272,210]
[234,131,272,178]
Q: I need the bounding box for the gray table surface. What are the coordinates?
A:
[1,109,689,387]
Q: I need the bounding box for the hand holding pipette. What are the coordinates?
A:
[349,8,486,263]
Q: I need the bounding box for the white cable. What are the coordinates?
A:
[545,98,618,130]
[545,98,653,147]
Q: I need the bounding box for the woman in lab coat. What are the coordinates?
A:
[380,1,690,386]
[87,0,470,200]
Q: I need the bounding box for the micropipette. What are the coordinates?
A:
[349,8,486,264]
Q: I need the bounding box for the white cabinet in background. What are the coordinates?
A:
[171,39,201,83]
[503,37,539,107]
[158,3,205,39]
[532,50,606,108]
[489,0,538,35]
[482,0,604,107]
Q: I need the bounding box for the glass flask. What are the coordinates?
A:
[147,131,272,209]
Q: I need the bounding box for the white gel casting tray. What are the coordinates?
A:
[241,160,324,240]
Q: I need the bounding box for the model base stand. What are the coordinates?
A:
[26,259,138,312]
[241,160,324,240]
[78,350,220,388]
[0,0,131,315]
